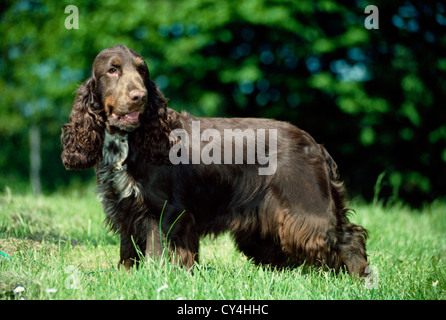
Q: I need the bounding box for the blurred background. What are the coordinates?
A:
[0,0,445,206]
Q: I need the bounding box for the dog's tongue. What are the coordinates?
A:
[125,111,139,120]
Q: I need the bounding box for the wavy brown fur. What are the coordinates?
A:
[61,77,105,169]
[61,45,369,276]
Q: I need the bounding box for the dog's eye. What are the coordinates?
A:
[108,67,118,74]
[138,67,148,77]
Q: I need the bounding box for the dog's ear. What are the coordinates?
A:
[61,76,105,169]
[146,79,167,115]
[133,81,179,164]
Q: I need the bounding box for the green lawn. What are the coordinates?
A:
[0,185,444,300]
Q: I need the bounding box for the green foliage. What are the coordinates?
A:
[0,0,445,204]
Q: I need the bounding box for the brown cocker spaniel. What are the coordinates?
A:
[61,45,368,276]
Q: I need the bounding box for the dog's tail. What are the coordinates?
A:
[321,146,346,219]
[321,146,369,277]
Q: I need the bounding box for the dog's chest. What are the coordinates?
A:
[97,132,143,203]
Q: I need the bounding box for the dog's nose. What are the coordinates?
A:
[129,90,146,104]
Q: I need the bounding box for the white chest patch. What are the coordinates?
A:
[102,131,129,168]
[99,131,142,201]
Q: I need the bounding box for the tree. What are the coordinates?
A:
[0,0,445,205]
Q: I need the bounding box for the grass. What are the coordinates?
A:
[0,185,444,300]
